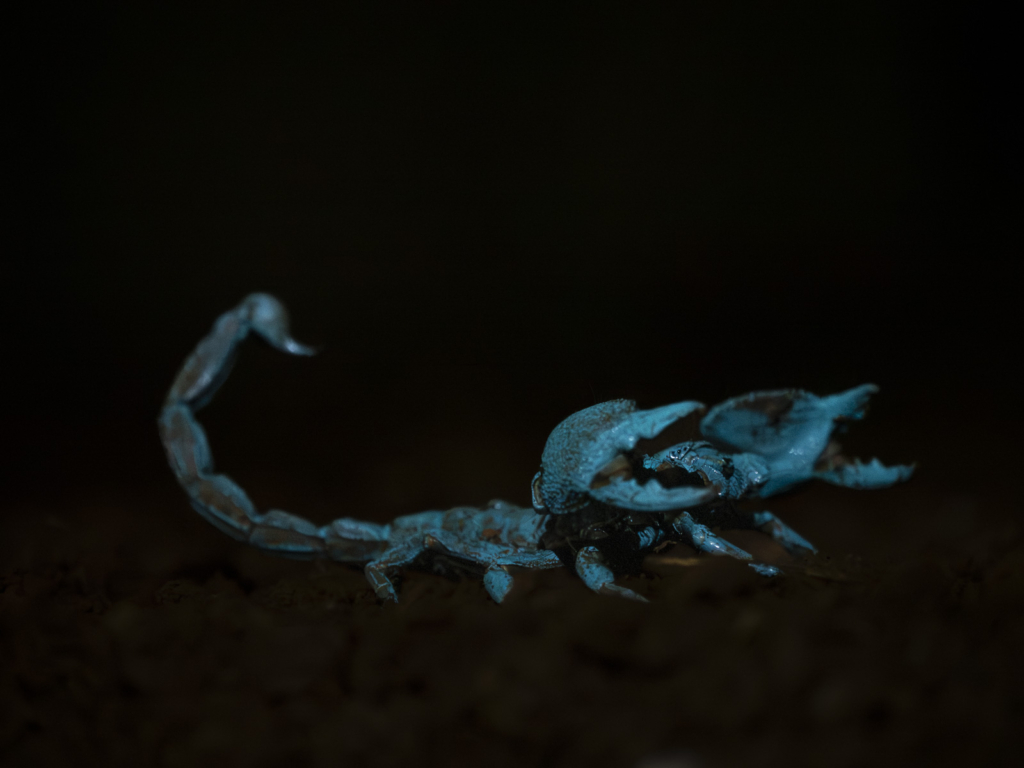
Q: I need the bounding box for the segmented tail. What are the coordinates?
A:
[159,294,389,562]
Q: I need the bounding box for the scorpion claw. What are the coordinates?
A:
[700,384,909,497]
[534,399,708,515]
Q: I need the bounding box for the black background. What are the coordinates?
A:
[4,3,1021,766]
[10,2,1017,516]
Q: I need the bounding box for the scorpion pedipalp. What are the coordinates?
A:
[700,386,915,496]
[532,399,716,515]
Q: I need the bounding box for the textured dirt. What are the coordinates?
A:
[2,473,1020,768]
[8,3,1017,765]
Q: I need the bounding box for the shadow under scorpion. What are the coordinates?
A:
[159,294,913,604]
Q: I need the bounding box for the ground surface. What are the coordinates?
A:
[2,464,1020,768]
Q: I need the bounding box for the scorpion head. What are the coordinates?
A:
[531,399,718,515]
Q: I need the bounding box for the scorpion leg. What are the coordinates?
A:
[482,567,515,603]
[479,550,563,603]
[160,294,390,564]
[364,527,563,604]
[423,519,563,603]
[816,458,914,490]
[362,512,447,602]
[670,512,786,577]
[575,546,648,602]
[475,551,563,603]
[364,545,427,602]
[671,512,753,560]
[750,511,817,555]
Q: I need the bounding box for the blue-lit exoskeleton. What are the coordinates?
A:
[160,295,913,604]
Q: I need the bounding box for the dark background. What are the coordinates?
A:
[4,3,1020,766]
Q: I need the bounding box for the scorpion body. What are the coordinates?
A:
[160,294,913,603]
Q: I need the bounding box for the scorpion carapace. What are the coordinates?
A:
[160,294,914,603]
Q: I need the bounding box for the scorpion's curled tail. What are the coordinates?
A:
[159,293,390,563]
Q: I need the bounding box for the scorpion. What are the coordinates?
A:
[159,294,913,603]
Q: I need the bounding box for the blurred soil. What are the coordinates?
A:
[2,473,1021,767]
